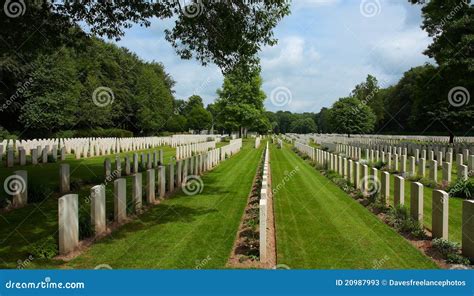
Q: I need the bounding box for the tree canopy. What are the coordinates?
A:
[214,64,269,136]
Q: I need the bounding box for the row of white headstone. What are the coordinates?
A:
[336,144,472,183]
[57,140,242,255]
[175,141,216,160]
[293,140,474,261]
[220,139,243,159]
[2,135,220,153]
[1,135,222,167]
[0,145,67,168]
[336,142,474,164]
[296,133,474,145]
[259,142,270,262]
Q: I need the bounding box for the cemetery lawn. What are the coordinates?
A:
[62,139,262,269]
[0,146,177,199]
[271,144,438,269]
[0,146,176,269]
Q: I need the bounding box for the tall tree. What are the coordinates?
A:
[215,64,267,137]
[351,75,385,128]
[328,97,376,137]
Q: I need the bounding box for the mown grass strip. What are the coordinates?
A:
[272,143,438,269]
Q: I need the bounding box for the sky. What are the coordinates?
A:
[106,0,434,114]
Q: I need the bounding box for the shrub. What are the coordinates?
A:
[27,236,58,259]
[369,194,388,213]
[54,130,75,138]
[447,179,473,199]
[386,205,426,238]
[432,238,460,257]
[446,254,471,265]
[0,127,18,141]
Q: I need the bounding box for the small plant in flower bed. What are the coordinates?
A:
[246,206,259,216]
[447,179,473,199]
[248,195,259,205]
[332,177,352,193]
[325,170,339,180]
[236,237,260,260]
[431,238,471,265]
[367,194,389,214]
[386,205,426,239]
[432,238,460,257]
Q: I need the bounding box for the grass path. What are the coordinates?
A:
[63,140,262,269]
[272,144,437,269]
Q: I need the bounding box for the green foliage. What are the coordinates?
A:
[0,127,17,141]
[27,236,58,259]
[1,37,174,136]
[447,179,474,199]
[214,65,268,136]
[446,254,471,265]
[328,97,376,136]
[351,74,384,127]
[290,118,317,134]
[181,96,212,132]
[432,238,461,258]
[368,194,389,214]
[74,128,134,138]
[386,205,426,238]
